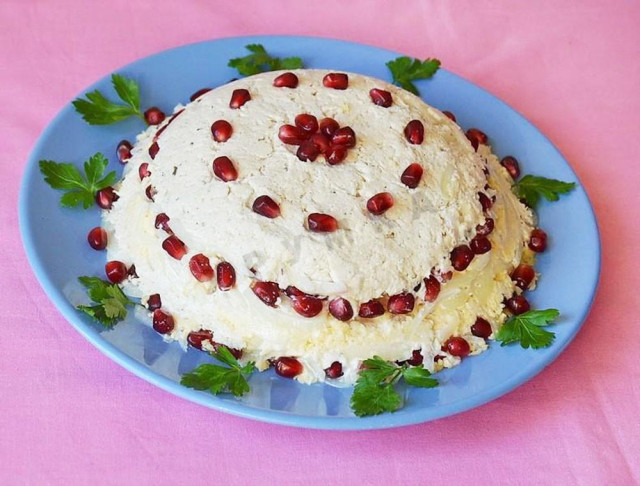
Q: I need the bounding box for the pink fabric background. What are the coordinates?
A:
[2,1,639,484]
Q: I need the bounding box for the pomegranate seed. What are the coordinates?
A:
[147,293,162,311]
[144,107,165,125]
[145,185,156,201]
[308,133,330,154]
[95,186,118,209]
[162,235,187,260]
[189,254,214,282]
[404,120,424,144]
[511,264,536,290]
[476,218,495,236]
[369,88,393,107]
[323,73,348,90]
[438,271,453,282]
[470,235,492,254]
[331,126,356,148]
[278,124,307,145]
[442,111,456,122]
[325,361,344,379]
[274,357,303,378]
[216,262,236,290]
[105,261,127,284]
[154,213,172,233]
[116,140,132,163]
[127,264,138,279]
[329,297,354,321]
[529,229,548,253]
[148,142,160,159]
[367,192,394,215]
[87,227,107,250]
[443,336,471,357]
[190,88,211,101]
[424,276,441,302]
[152,309,174,334]
[138,163,150,180]
[294,113,319,134]
[296,139,320,162]
[401,163,423,188]
[319,118,339,137]
[451,245,474,271]
[388,292,415,314]
[359,299,385,318]
[471,317,492,339]
[187,329,213,350]
[466,128,488,151]
[326,145,348,165]
[252,281,280,307]
[500,155,521,179]
[290,293,324,318]
[506,295,531,315]
[252,195,280,218]
[284,286,305,298]
[273,72,299,88]
[212,156,238,182]
[229,88,251,109]
[478,192,493,212]
[407,350,424,366]
[434,355,445,362]
[211,120,233,142]
[307,213,338,232]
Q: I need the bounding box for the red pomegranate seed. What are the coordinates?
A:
[252,195,280,218]
[162,235,187,260]
[187,329,213,350]
[127,264,138,279]
[442,111,456,122]
[284,286,305,298]
[211,120,233,142]
[388,292,415,314]
[145,185,157,201]
[147,293,162,311]
[252,281,280,307]
[290,293,324,318]
[278,124,307,145]
[229,88,251,109]
[139,162,150,180]
[308,133,330,154]
[424,276,441,302]
[470,235,492,254]
[95,186,118,209]
[148,142,159,159]
[476,218,495,236]
[329,297,354,321]
[443,336,471,357]
[331,126,356,148]
[401,163,423,188]
[403,350,422,366]
[144,107,166,125]
[212,156,238,182]
[323,73,348,90]
[478,192,493,212]
[404,120,424,144]
[116,140,132,164]
[529,229,548,253]
[296,139,320,162]
[190,88,211,101]
[319,118,339,138]
[189,254,214,282]
[471,317,492,339]
[87,227,107,250]
[451,245,474,271]
[307,213,338,232]
[369,88,392,107]
[154,213,172,233]
[438,271,453,282]
[294,113,319,134]
[274,357,303,378]
[273,72,299,88]
[152,309,174,334]
[466,128,488,151]
[511,263,536,290]
[500,155,521,179]
[216,262,236,290]
[506,294,531,315]
[367,192,394,215]
[325,361,344,379]
[105,260,127,284]
[359,299,385,318]
[326,145,348,165]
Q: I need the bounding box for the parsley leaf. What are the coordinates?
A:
[76,276,136,327]
[181,346,256,398]
[386,56,441,95]
[512,175,576,208]
[228,44,303,76]
[39,153,117,209]
[72,74,144,125]
[496,309,560,349]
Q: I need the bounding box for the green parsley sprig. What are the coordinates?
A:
[39,153,116,209]
[228,44,303,76]
[72,74,144,125]
[181,347,256,397]
[351,356,438,417]
[512,175,576,208]
[386,56,441,95]
[496,309,560,349]
[77,277,136,327]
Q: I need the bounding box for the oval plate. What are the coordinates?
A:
[19,36,600,430]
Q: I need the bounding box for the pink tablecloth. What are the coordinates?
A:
[2,1,638,484]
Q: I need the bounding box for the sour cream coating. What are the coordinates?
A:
[104,70,534,384]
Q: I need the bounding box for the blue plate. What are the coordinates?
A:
[19,36,600,430]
